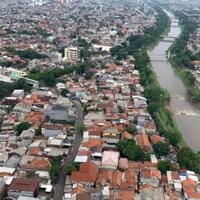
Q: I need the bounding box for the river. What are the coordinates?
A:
[149,12,200,151]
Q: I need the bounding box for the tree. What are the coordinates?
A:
[165,130,181,146]
[65,162,78,175]
[15,78,30,92]
[148,102,160,115]
[117,139,146,161]
[18,48,46,60]
[144,85,165,102]
[126,123,137,136]
[0,82,15,98]
[158,160,175,174]
[153,142,170,157]
[49,156,62,182]
[103,96,109,101]
[177,147,200,173]
[76,122,85,134]
[85,71,94,80]
[35,124,42,136]
[42,71,56,87]
[16,122,31,136]
[61,89,70,97]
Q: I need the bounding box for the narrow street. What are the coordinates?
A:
[53,101,83,200]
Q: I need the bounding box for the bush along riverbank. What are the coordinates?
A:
[111,7,184,147]
[112,7,200,173]
[169,11,200,103]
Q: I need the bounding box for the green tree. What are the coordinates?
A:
[144,85,165,102]
[165,130,181,146]
[35,124,42,136]
[16,122,31,136]
[117,139,146,161]
[158,160,175,174]
[18,48,46,60]
[85,71,94,80]
[126,123,137,136]
[0,82,15,98]
[49,156,62,182]
[65,162,78,175]
[76,122,85,134]
[61,89,70,96]
[42,71,56,87]
[153,142,170,157]
[15,78,30,92]
[148,102,160,115]
[177,147,200,173]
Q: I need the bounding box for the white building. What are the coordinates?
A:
[64,47,80,63]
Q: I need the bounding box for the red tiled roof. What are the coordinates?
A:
[150,135,165,144]
[112,170,122,188]
[9,178,39,193]
[71,161,98,183]
[27,147,42,156]
[22,158,51,170]
[26,112,44,128]
[136,132,152,152]
[171,171,180,181]
[43,123,64,130]
[82,139,102,148]
[118,189,135,200]
[192,60,200,65]
[96,170,113,186]
[188,193,200,199]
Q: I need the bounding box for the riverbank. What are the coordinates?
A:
[168,12,200,104]
[148,20,171,50]
[145,15,186,147]
[169,58,200,104]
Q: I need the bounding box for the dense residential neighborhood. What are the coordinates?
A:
[0,0,200,200]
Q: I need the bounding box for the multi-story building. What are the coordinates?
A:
[64,47,80,63]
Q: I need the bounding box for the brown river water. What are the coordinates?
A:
[149,13,200,151]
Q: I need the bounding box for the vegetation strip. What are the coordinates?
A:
[111,6,200,172]
[169,11,200,103]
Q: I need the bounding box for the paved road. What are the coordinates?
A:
[53,101,83,200]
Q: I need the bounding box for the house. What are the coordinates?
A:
[132,96,147,108]
[26,112,44,128]
[102,128,120,144]
[20,156,51,171]
[47,138,63,147]
[140,169,161,187]
[119,158,128,170]
[167,171,182,192]
[137,184,165,200]
[44,104,75,122]
[136,132,152,152]
[82,139,103,161]
[0,167,15,176]
[7,178,39,198]
[150,135,165,145]
[42,123,65,137]
[145,121,157,134]
[102,151,119,169]
[75,148,91,163]
[182,178,200,199]
[12,89,25,99]
[71,161,98,186]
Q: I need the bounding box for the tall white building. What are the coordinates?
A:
[64,47,80,62]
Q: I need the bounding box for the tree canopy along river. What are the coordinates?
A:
[149,12,200,151]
